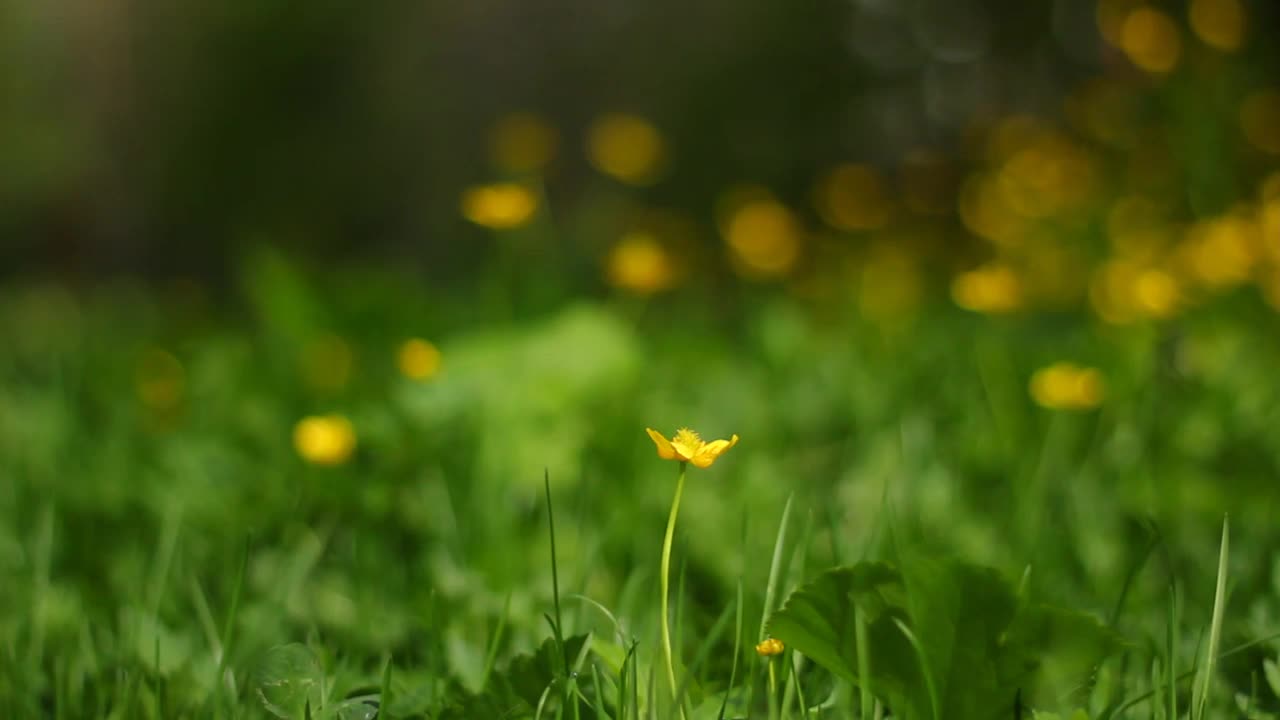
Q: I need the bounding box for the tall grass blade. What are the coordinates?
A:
[1192,514,1229,720]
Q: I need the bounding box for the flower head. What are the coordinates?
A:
[294,414,357,466]
[646,427,738,468]
[756,638,784,657]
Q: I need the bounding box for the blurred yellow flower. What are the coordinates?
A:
[813,164,891,231]
[606,232,678,294]
[1240,90,1280,155]
[646,428,738,469]
[724,198,803,279]
[1179,214,1259,287]
[1188,0,1245,52]
[958,173,1026,247]
[136,347,185,411]
[398,338,442,381]
[1029,363,1105,411]
[294,414,357,466]
[755,638,784,657]
[587,113,665,185]
[489,112,558,173]
[951,264,1023,314]
[1090,260,1182,323]
[1096,0,1145,47]
[460,183,538,229]
[1121,7,1181,74]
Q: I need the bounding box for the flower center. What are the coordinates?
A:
[672,428,704,457]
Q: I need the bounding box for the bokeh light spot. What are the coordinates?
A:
[951,263,1023,314]
[606,232,678,295]
[724,197,803,279]
[398,338,442,381]
[460,182,539,229]
[293,414,357,466]
[1188,0,1245,52]
[814,164,891,231]
[586,113,665,185]
[1121,8,1181,74]
[1030,363,1105,410]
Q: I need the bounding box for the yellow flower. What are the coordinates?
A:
[398,338,442,381]
[756,638,785,657]
[606,232,678,294]
[646,427,739,468]
[460,182,538,229]
[1029,363,1106,411]
[294,414,357,466]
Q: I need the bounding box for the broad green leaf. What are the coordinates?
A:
[768,558,1123,720]
[254,643,325,719]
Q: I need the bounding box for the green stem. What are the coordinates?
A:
[660,462,688,720]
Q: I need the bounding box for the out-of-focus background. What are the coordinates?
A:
[3,0,1280,715]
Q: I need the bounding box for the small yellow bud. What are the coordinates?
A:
[755,638,785,657]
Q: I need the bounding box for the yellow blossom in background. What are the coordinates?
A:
[397,338,442,381]
[606,232,678,295]
[958,173,1027,247]
[997,133,1096,218]
[294,414,357,466]
[756,638,784,657]
[587,113,665,185]
[136,347,185,411]
[1106,195,1174,260]
[1121,7,1181,74]
[1029,363,1105,411]
[724,197,803,279]
[1239,90,1280,155]
[1178,214,1258,287]
[489,112,558,173]
[952,264,1023,314]
[646,428,738,468]
[1096,0,1145,47]
[813,163,891,231]
[460,182,538,229]
[301,333,353,392]
[1090,260,1182,323]
[1188,0,1245,52]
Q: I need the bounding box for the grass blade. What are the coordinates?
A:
[1192,514,1229,720]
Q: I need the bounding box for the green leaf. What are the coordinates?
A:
[253,643,325,719]
[767,558,1124,720]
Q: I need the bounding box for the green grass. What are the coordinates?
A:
[2,257,1280,719]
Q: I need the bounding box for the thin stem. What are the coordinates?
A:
[660,462,688,720]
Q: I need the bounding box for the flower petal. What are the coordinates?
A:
[646,428,677,460]
[690,434,738,468]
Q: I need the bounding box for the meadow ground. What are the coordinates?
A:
[2,255,1279,719]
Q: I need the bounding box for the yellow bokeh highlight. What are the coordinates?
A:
[1030,363,1105,411]
[136,348,185,412]
[1239,90,1280,155]
[1188,0,1245,51]
[724,197,803,279]
[397,338,442,381]
[1121,8,1181,74]
[586,113,665,185]
[1097,0,1146,47]
[813,164,891,231]
[606,232,678,295]
[951,263,1023,314]
[1091,260,1182,323]
[460,183,538,229]
[958,173,1026,246]
[293,414,357,466]
[997,134,1097,218]
[489,112,558,173]
[1179,214,1259,287]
